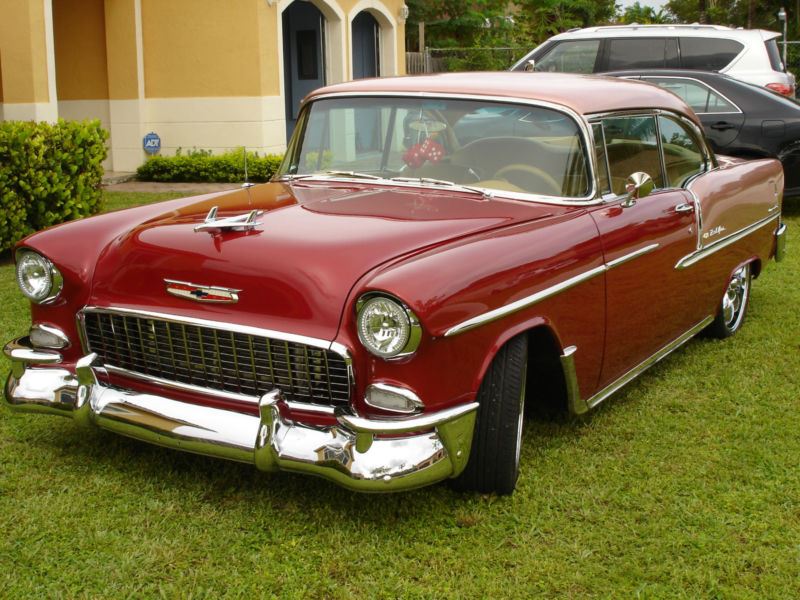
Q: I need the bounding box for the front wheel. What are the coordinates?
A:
[450,335,528,495]
[706,263,751,339]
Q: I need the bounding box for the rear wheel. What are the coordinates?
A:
[706,263,751,339]
[450,335,527,495]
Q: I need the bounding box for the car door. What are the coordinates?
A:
[588,114,703,389]
[640,76,745,151]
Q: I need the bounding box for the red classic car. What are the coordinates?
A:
[4,73,788,494]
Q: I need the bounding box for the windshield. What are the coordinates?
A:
[277,97,591,198]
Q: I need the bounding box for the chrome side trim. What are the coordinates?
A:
[443,265,606,337]
[606,243,659,269]
[564,315,714,415]
[444,243,659,337]
[675,213,780,269]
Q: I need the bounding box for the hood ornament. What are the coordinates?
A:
[165,279,240,303]
[194,206,262,232]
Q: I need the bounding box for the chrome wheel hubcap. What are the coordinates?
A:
[722,265,749,330]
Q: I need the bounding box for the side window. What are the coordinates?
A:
[643,77,738,114]
[679,38,744,70]
[592,123,611,195]
[602,115,663,195]
[606,38,670,70]
[657,116,706,188]
[535,40,600,73]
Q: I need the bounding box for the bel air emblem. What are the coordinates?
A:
[165,279,240,303]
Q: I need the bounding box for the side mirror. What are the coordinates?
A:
[523,59,536,72]
[622,171,654,207]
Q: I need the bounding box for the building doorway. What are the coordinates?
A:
[283,1,326,141]
[352,11,379,79]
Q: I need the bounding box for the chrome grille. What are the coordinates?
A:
[81,310,350,406]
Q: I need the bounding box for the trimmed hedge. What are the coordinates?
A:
[136,148,284,183]
[0,119,108,252]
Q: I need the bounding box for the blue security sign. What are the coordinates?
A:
[143,131,161,155]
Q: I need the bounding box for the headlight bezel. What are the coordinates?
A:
[356,293,422,360]
[15,249,63,305]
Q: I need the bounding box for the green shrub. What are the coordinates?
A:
[0,119,108,252]
[137,148,284,183]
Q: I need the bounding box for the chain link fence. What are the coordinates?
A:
[406,47,528,74]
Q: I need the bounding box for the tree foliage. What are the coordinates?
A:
[666,0,791,32]
[621,2,674,24]
[406,0,618,52]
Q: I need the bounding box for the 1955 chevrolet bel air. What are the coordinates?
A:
[4,73,788,494]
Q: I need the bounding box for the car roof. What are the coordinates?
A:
[551,24,780,41]
[306,72,701,125]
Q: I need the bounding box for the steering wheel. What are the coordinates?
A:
[493,164,562,196]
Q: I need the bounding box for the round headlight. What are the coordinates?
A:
[16,250,62,304]
[357,295,421,359]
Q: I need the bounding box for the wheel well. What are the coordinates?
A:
[750,258,762,279]
[524,326,568,420]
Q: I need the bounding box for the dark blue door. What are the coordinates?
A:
[283,1,325,141]
[352,12,379,80]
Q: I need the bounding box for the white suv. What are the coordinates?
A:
[511,24,796,97]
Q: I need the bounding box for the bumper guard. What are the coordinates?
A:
[3,338,477,492]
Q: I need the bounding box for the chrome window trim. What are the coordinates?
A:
[444,242,659,337]
[588,107,716,171]
[675,212,780,269]
[637,75,743,115]
[76,306,355,404]
[285,91,600,206]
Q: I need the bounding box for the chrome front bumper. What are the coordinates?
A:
[775,222,787,262]
[3,338,477,492]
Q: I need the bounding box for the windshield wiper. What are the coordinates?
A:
[390,176,494,199]
[324,170,384,180]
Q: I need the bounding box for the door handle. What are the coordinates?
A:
[710,121,736,131]
[675,202,695,213]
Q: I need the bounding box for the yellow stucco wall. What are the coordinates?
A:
[104,0,140,100]
[0,0,50,103]
[53,0,109,101]
[142,0,264,98]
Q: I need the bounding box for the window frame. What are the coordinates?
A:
[587,108,715,200]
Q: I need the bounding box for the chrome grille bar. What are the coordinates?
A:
[79,308,351,407]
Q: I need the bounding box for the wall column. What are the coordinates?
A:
[104,0,146,171]
[0,0,58,121]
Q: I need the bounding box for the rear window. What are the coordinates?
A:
[765,38,785,72]
[606,38,677,70]
[679,38,744,70]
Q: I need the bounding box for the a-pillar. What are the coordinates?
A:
[0,0,58,121]
[104,0,146,172]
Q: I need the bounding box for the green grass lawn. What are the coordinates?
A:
[1,191,799,597]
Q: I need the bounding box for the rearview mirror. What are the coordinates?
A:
[523,59,536,72]
[622,172,654,207]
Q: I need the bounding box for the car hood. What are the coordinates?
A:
[90,181,557,341]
